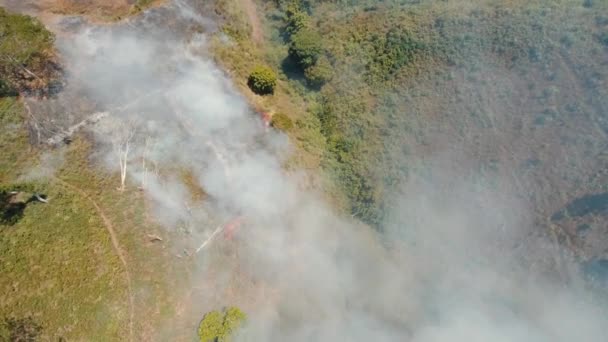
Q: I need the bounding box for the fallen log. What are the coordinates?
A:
[195,224,225,254]
[46,111,109,146]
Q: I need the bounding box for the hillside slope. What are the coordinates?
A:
[231,0,608,260]
[1,0,608,340]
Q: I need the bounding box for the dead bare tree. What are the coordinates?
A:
[94,116,137,192]
[117,127,135,192]
[142,137,149,189]
[140,135,157,190]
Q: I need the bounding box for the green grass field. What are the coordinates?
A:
[0,97,181,340]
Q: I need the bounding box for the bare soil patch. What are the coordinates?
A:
[241,0,262,43]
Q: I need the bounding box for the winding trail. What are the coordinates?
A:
[241,0,262,43]
[53,177,135,342]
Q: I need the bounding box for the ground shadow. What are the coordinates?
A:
[281,55,305,81]
[1,191,48,226]
[551,192,608,221]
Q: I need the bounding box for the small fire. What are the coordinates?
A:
[260,111,272,127]
[223,217,244,240]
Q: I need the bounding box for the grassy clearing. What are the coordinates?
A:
[0,177,127,339]
[0,98,125,339]
[0,97,182,340]
[0,98,34,182]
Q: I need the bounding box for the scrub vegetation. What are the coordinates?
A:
[211,0,608,229]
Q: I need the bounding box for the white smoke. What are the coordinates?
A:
[18,149,65,181]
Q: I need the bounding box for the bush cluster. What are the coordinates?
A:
[304,55,333,88]
[270,112,294,131]
[289,29,323,69]
[248,65,277,95]
[285,1,308,35]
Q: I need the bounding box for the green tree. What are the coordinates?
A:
[304,56,333,88]
[285,0,308,35]
[0,78,16,97]
[248,65,277,95]
[289,29,323,69]
[198,307,246,342]
[223,307,246,334]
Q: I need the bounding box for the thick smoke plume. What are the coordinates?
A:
[27,0,608,340]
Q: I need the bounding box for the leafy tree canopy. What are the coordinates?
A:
[248,65,277,95]
[285,0,309,36]
[198,307,246,342]
[304,55,333,88]
[289,28,323,69]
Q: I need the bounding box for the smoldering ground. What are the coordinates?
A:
[21,0,608,340]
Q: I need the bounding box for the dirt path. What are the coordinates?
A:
[53,177,135,342]
[241,0,263,43]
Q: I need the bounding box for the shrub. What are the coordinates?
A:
[285,1,309,35]
[270,113,294,131]
[198,311,223,342]
[248,65,277,95]
[0,79,17,97]
[289,29,323,68]
[223,307,246,334]
[198,307,246,342]
[304,56,333,88]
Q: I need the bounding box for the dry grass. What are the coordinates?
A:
[42,0,165,21]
